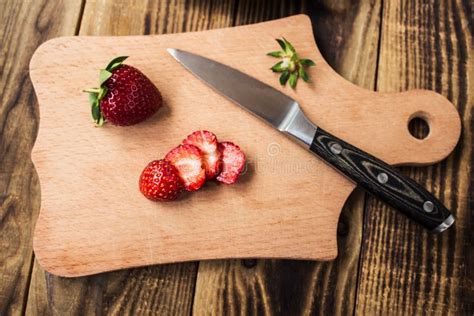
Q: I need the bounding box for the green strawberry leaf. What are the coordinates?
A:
[276,38,287,51]
[91,102,100,121]
[271,61,287,73]
[91,101,105,126]
[267,51,285,58]
[300,58,315,66]
[98,86,108,100]
[105,56,128,71]
[279,71,290,86]
[99,69,112,86]
[289,72,298,89]
[267,37,315,89]
[96,115,105,126]
[290,54,299,62]
[299,67,309,82]
[88,91,99,105]
[282,37,296,54]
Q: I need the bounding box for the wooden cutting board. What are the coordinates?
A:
[30,15,461,277]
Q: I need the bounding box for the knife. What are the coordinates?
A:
[167,48,454,233]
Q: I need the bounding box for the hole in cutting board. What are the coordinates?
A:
[408,117,430,139]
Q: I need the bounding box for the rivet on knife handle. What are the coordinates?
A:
[309,127,454,233]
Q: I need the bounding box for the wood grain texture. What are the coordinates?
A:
[27,263,197,315]
[193,1,382,315]
[25,0,237,314]
[0,0,466,314]
[356,0,473,314]
[30,14,459,277]
[0,0,83,314]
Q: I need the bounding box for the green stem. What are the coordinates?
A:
[83,88,100,94]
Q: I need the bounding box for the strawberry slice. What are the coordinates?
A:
[165,144,206,191]
[216,142,246,184]
[183,130,222,179]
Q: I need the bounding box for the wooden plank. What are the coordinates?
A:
[192,1,383,314]
[0,0,83,314]
[25,0,237,314]
[356,0,473,314]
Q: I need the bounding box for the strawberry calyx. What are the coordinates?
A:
[83,56,129,126]
[267,37,315,89]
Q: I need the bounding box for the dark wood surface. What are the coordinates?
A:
[356,1,473,314]
[0,0,471,315]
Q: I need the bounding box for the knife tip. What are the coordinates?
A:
[167,48,177,57]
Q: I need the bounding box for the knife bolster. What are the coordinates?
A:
[281,108,317,147]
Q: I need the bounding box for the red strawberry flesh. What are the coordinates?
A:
[139,159,183,201]
[165,144,206,191]
[101,65,162,126]
[216,142,246,184]
[182,130,222,179]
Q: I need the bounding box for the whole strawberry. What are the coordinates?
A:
[84,56,162,126]
[139,159,184,201]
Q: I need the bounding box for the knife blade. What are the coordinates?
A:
[167,48,455,233]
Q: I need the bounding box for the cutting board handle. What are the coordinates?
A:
[369,89,461,166]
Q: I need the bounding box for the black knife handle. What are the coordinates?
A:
[309,127,454,232]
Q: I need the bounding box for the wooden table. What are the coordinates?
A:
[1,0,472,314]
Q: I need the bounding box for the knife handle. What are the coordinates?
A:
[309,127,454,233]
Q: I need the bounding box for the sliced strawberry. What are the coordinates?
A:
[139,159,183,201]
[182,130,222,179]
[165,144,206,191]
[216,142,246,184]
